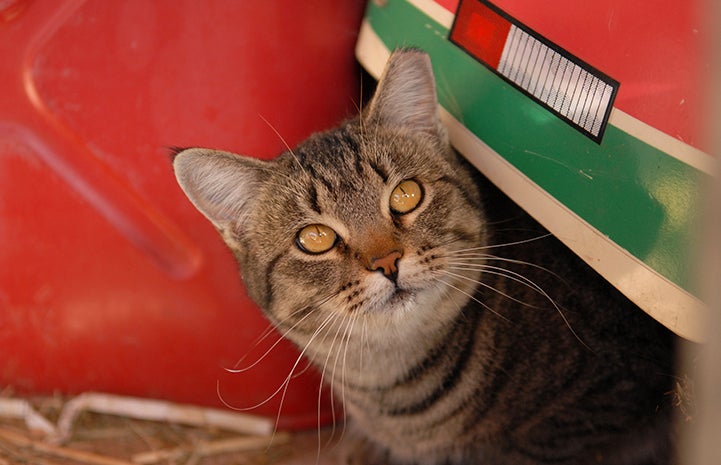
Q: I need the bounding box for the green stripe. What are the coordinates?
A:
[365,0,706,293]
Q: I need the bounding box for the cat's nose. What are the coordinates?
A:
[370,250,403,281]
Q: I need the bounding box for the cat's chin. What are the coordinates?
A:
[384,288,415,310]
[365,287,417,314]
[366,281,447,317]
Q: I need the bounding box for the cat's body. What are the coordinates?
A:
[173,50,676,465]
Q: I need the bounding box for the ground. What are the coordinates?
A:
[0,392,343,465]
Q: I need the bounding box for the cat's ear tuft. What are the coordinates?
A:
[173,148,268,233]
[167,146,190,161]
[366,49,444,139]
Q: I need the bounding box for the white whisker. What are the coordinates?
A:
[453,263,589,350]
[227,321,279,370]
[315,309,351,452]
[442,268,540,309]
[271,311,344,436]
[337,310,362,446]
[225,307,319,374]
[226,290,338,373]
[448,263,547,298]
[447,254,567,283]
[431,274,510,322]
[217,310,337,414]
[446,234,553,254]
[258,114,308,177]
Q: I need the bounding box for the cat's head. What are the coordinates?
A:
[173,50,485,346]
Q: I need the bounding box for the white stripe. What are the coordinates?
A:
[407,0,454,28]
[355,21,391,80]
[610,109,715,174]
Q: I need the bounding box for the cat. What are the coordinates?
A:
[172,49,677,465]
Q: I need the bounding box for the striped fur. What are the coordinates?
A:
[173,50,676,464]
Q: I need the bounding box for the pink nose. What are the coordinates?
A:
[370,250,402,278]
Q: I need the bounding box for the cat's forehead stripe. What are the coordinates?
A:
[306,183,321,215]
[368,159,390,183]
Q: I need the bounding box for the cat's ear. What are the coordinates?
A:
[365,49,444,139]
[173,148,268,233]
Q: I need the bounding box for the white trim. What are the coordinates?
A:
[609,109,715,175]
[407,0,454,28]
[355,21,391,80]
[356,21,707,340]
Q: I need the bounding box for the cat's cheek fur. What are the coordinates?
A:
[266,259,342,315]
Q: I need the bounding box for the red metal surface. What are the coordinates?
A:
[438,0,710,152]
[0,0,365,429]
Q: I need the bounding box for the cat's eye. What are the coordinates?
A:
[296,224,337,254]
[390,179,423,214]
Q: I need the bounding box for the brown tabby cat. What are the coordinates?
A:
[172,49,676,464]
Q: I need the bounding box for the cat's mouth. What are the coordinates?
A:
[362,267,434,314]
[369,287,415,313]
[389,288,412,303]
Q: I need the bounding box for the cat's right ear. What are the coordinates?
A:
[365,49,445,140]
[173,148,267,234]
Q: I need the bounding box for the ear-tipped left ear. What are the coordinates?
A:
[365,49,443,139]
[173,148,268,233]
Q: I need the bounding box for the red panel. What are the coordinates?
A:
[0,0,364,429]
[450,0,511,70]
[439,0,709,152]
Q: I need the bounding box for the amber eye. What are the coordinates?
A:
[296,224,337,254]
[390,179,423,214]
